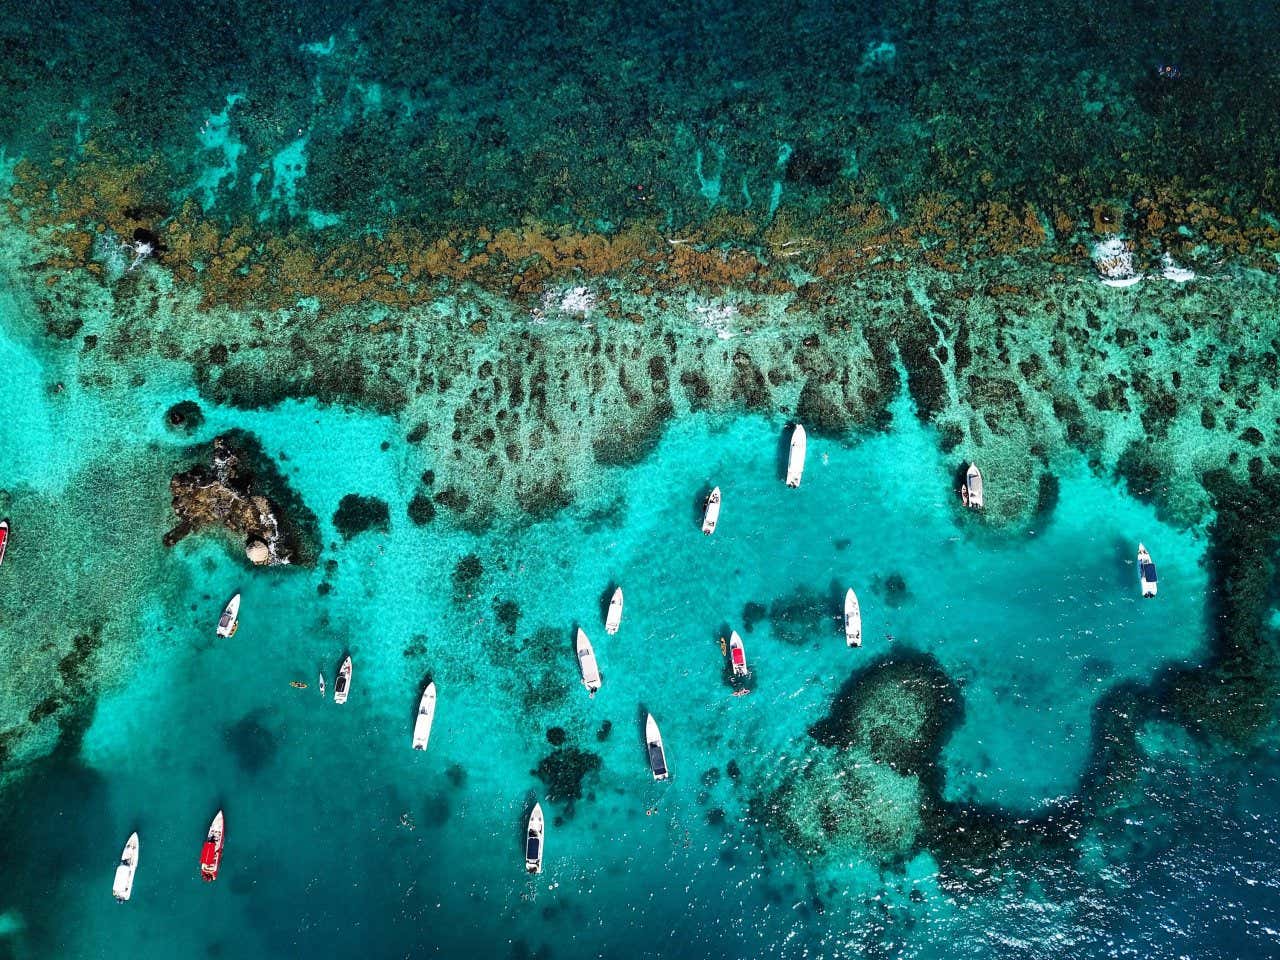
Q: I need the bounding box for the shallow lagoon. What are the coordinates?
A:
[0,307,1226,957]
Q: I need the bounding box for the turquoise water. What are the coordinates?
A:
[7,286,1271,960]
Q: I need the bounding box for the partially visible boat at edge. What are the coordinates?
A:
[605,587,624,635]
[216,593,241,638]
[702,487,721,535]
[525,802,544,875]
[576,628,602,695]
[412,681,437,750]
[728,630,748,677]
[844,589,862,648]
[112,832,139,902]
[963,463,984,510]
[334,656,352,705]
[786,425,807,488]
[1138,543,1158,598]
[0,519,9,568]
[646,713,670,781]
[199,811,224,883]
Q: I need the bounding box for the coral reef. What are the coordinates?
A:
[165,433,318,565]
[332,494,390,540]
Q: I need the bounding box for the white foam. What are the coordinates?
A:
[1092,237,1142,287]
[1160,252,1195,283]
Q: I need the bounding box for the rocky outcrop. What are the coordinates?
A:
[164,433,318,566]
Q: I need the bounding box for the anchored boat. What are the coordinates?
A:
[576,628,602,695]
[334,656,352,705]
[112,832,139,903]
[646,713,670,781]
[525,803,545,875]
[786,425,807,488]
[844,589,862,648]
[199,811,224,882]
[216,593,241,638]
[412,681,437,750]
[1137,543,1158,598]
[728,630,748,677]
[318,671,325,697]
[605,587,624,635]
[702,487,721,535]
[0,519,9,568]
[962,463,984,509]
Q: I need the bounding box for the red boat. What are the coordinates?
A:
[200,810,225,882]
[0,520,9,568]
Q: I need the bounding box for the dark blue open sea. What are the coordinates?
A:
[2,1,1280,958]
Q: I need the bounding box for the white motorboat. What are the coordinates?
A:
[844,589,862,648]
[576,628,602,695]
[701,487,721,535]
[963,463,984,509]
[216,593,241,638]
[785,425,807,488]
[412,681,437,750]
[112,832,139,902]
[333,656,352,705]
[728,630,748,677]
[1137,543,1158,598]
[646,713,669,781]
[318,671,325,697]
[525,802,544,875]
[605,587,624,635]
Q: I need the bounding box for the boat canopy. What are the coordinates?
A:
[649,744,667,776]
[1141,560,1157,582]
[731,648,745,665]
[526,836,540,860]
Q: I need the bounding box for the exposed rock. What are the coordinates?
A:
[164,433,317,566]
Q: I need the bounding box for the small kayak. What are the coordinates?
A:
[702,487,721,535]
[605,587,623,635]
[216,593,240,638]
[112,832,139,903]
[289,681,308,689]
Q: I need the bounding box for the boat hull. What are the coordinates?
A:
[1138,544,1158,598]
[605,588,623,635]
[200,812,224,882]
[728,630,748,677]
[702,488,721,535]
[0,520,9,568]
[786,426,807,488]
[334,656,352,705]
[525,803,544,874]
[112,832,139,902]
[844,589,862,648]
[646,713,669,781]
[216,593,241,638]
[412,682,437,750]
[576,629,602,693]
[964,463,984,509]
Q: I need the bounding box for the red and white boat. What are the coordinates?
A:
[199,810,225,882]
[0,520,9,568]
[728,630,748,677]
